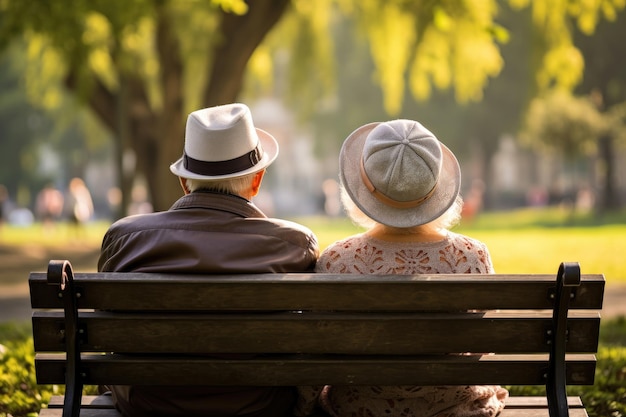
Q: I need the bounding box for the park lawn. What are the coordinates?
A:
[296,212,626,285]
[0,208,624,284]
[461,226,625,284]
[0,221,109,247]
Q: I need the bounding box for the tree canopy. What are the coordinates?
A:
[521,90,605,157]
[0,0,623,212]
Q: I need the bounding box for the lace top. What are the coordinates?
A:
[315,231,494,275]
[295,231,507,417]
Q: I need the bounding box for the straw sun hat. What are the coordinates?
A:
[170,103,279,180]
[339,119,461,228]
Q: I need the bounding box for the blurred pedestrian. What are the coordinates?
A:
[35,183,64,232]
[66,178,94,235]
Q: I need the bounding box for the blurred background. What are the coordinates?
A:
[3,5,626,414]
[0,0,625,225]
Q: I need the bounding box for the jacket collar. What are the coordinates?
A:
[170,191,267,218]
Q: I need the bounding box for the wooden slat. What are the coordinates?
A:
[501,397,589,416]
[500,409,588,417]
[34,353,597,386]
[29,272,605,311]
[38,409,121,417]
[47,394,586,410]
[41,396,589,417]
[48,395,116,409]
[499,394,589,417]
[38,407,589,417]
[31,310,601,355]
[504,396,584,408]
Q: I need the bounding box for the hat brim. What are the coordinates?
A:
[170,128,279,180]
[339,122,461,228]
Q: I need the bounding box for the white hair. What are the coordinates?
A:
[340,185,463,232]
[185,172,258,196]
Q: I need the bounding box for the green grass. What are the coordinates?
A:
[459,226,626,279]
[0,221,109,247]
[0,322,31,343]
[295,207,626,284]
[0,207,625,283]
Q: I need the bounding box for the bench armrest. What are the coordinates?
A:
[548,262,581,417]
[47,260,83,417]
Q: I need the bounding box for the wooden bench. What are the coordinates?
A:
[29,260,605,417]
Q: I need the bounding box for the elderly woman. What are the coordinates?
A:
[296,119,508,417]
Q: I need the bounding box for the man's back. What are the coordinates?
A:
[98,192,318,417]
[99,192,317,274]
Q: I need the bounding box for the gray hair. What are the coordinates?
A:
[185,172,258,196]
[340,185,463,232]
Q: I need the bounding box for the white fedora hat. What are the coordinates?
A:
[339,119,461,228]
[170,103,279,180]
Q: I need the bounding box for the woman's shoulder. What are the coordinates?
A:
[315,234,369,272]
[444,231,494,273]
[446,231,488,248]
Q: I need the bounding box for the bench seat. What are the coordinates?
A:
[30,260,604,417]
[40,395,591,417]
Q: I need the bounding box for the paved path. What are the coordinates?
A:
[0,242,101,324]
[599,284,626,319]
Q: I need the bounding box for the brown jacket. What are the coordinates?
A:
[99,191,318,273]
[98,190,319,417]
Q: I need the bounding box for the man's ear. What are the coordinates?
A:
[179,177,191,195]
[250,170,265,197]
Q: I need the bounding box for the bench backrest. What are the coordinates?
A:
[29,260,604,417]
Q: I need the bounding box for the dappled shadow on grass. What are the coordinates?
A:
[0,221,108,286]
[600,316,626,347]
[0,242,100,285]
[459,207,626,231]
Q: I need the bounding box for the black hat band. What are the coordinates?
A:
[183,145,263,176]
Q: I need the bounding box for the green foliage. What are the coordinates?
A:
[0,323,98,417]
[509,0,624,93]
[0,46,55,199]
[266,0,338,119]
[507,318,626,417]
[250,0,507,118]
[575,0,626,109]
[2,0,625,210]
[0,323,31,342]
[601,316,626,347]
[0,324,54,417]
[0,38,112,204]
[521,90,606,157]
[1,0,622,118]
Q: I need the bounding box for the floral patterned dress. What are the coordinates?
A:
[295,232,509,417]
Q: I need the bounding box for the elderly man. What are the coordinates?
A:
[98,103,319,417]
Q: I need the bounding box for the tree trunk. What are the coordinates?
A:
[70,0,292,212]
[144,0,291,210]
[597,133,620,212]
[114,74,132,221]
[203,0,291,106]
[141,2,186,212]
